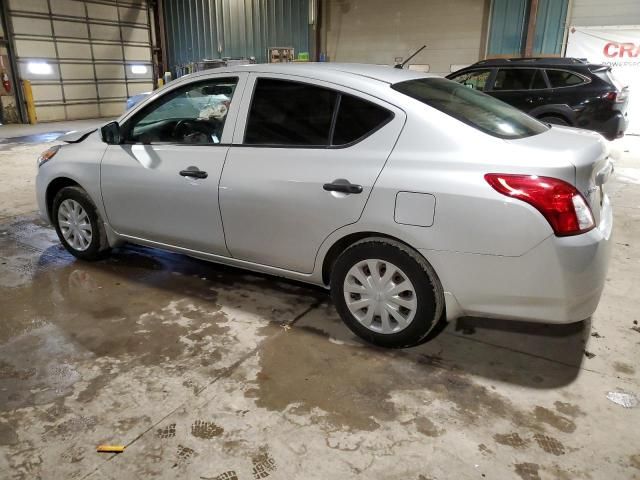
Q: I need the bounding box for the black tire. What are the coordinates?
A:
[52,186,111,261]
[539,115,570,126]
[330,238,445,348]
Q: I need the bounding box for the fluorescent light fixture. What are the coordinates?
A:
[130,64,148,74]
[27,62,52,75]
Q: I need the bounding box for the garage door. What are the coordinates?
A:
[8,0,153,121]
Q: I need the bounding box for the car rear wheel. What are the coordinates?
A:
[330,238,445,348]
[539,115,570,126]
[53,186,111,261]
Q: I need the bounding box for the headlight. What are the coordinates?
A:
[37,145,61,168]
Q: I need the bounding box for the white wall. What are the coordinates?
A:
[322,0,489,75]
[569,0,640,27]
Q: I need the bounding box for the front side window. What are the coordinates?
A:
[493,68,543,91]
[244,78,392,147]
[127,77,238,144]
[545,70,585,88]
[392,78,548,139]
[449,69,492,91]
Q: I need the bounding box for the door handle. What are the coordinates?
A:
[323,180,363,194]
[179,168,208,179]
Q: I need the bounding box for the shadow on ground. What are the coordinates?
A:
[4,237,589,392]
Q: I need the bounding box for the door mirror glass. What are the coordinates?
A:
[101,121,121,144]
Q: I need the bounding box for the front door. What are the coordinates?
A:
[100,73,247,255]
[219,74,405,273]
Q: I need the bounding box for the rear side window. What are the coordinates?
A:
[244,78,392,146]
[332,95,392,145]
[392,78,548,139]
[546,70,585,88]
[493,68,545,90]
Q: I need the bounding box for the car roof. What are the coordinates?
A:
[468,57,601,68]
[179,62,438,86]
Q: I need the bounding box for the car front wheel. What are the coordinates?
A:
[330,238,445,348]
[53,186,111,261]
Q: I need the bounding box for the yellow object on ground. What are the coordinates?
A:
[97,445,125,453]
[22,80,37,125]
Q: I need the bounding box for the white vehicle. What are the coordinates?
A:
[36,63,613,348]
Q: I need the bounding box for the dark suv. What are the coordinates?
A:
[446,57,629,140]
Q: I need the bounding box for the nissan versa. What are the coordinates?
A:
[35,64,613,348]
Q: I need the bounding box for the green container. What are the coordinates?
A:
[297,52,310,61]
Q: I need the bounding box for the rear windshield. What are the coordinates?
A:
[391,78,548,139]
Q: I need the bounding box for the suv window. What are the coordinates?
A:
[545,69,585,88]
[392,78,548,139]
[244,78,392,146]
[449,69,492,91]
[332,95,392,145]
[128,78,237,144]
[493,68,547,91]
[245,79,337,146]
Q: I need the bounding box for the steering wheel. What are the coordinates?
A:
[173,119,217,143]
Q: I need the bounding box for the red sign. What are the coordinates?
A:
[603,42,640,58]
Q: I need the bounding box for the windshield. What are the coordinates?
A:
[391,78,548,139]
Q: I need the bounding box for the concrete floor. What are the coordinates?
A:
[0,121,639,480]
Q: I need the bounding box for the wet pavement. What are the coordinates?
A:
[0,134,639,479]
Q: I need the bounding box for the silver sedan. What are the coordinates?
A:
[35,63,613,348]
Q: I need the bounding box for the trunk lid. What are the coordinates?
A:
[508,125,611,226]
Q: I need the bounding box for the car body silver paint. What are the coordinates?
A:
[36,63,613,325]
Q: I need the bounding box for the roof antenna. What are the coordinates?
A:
[394,45,426,69]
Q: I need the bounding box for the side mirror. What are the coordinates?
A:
[101,121,122,145]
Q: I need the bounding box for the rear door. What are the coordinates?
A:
[489,68,551,112]
[545,68,592,112]
[219,74,405,273]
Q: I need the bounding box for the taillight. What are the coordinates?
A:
[603,90,627,103]
[485,174,595,236]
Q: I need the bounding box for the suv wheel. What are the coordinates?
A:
[539,115,570,126]
[53,186,111,261]
[330,238,445,348]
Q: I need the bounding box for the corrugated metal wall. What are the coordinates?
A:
[533,0,568,55]
[164,0,310,74]
[487,0,527,56]
[487,0,568,56]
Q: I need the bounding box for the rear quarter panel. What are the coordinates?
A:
[351,101,568,258]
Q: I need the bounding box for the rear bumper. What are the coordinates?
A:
[423,194,613,324]
[598,112,628,140]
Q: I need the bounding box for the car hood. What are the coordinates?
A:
[57,127,99,143]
